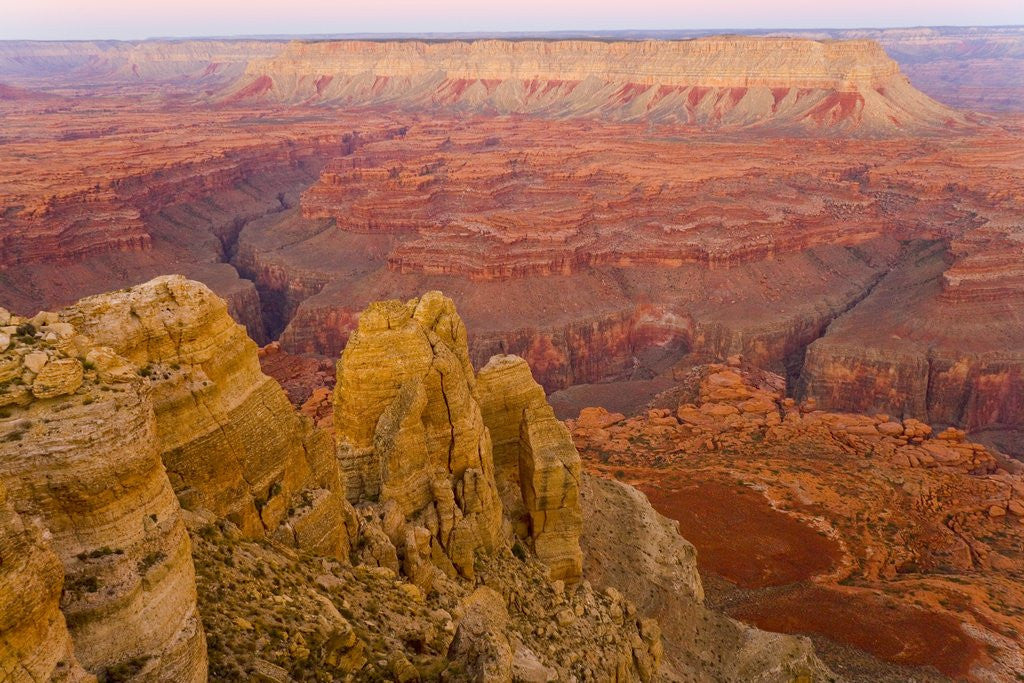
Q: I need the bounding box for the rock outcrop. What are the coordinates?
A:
[0,479,89,682]
[2,279,854,681]
[477,355,583,581]
[334,292,503,579]
[230,37,965,133]
[195,289,663,679]
[581,474,832,682]
[59,275,356,560]
[573,362,1024,679]
[0,311,206,681]
[333,293,585,582]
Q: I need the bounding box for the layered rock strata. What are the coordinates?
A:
[801,238,1024,441]
[58,275,356,559]
[477,355,583,581]
[0,280,845,680]
[0,479,89,682]
[0,40,282,86]
[0,135,340,270]
[0,311,206,681]
[230,37,965,133]
[333,292,584,582]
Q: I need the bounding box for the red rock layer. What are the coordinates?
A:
[230,117,1012,397]
[0,85,1020,439]
[298,120,960,281]
[799,136,1024,441]
[0,102,409,337]
[0,130,342,268]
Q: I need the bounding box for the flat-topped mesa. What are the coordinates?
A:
[333,292,583,582]
[246,38,900,90]
[227,37,965,133]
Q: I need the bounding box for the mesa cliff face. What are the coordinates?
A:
[228,37,965,133]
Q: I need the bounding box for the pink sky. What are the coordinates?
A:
[4,0,1021,40]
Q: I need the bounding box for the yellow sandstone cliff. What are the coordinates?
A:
[0,310,205,681]
[60,275,357,559]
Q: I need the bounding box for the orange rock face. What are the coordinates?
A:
[572,364,1024,680]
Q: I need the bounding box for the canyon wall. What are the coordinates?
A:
[0,39,283,86]
[0,479,88,682]
[1,35,1019,448]
[801,240,1024,437]
[0,135,340,270]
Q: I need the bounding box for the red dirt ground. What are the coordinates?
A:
[638,478,842,588]
[627,468,989,680]
[731,584,986,679]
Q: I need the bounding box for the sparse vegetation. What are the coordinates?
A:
[139,550,167,573]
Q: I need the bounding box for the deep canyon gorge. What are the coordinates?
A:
[1,27,1023,682]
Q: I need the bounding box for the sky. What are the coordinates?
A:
[3,0,1021,41]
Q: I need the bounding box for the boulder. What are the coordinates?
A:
[30,358,83,399]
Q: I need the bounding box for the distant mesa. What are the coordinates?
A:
[0,82,57,100]
[224,37,968,134]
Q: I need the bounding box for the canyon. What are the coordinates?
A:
[1,35,1020,453]
[1,29,1022,681]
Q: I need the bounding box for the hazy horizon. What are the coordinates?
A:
[5,0,1022,41]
